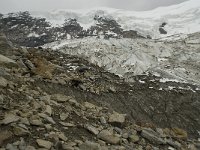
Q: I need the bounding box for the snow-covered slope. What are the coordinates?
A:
[44,32,200,85]
[32,0,200,39]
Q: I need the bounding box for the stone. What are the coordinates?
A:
[58,133,68,141]
[59,122,75,127]
[114,127,122,135]
[74,140,83,145]
[79,141,101,150]
[128,134,140,143]
[166,139,181,149]
[18,137,26,150]
[0,54,16,66]
[171,128,188,140]
[6,143,18,150]
[38,113,55,124]
[84,124,99,135]
[32,101,42,110]
[20,117,30,125]
[84,102,96,109]
[100,117,107,125]
[62,144,74,150]
[40,95,51,105]
[45,124,52,131]
[1,113,20,125]
[36,139,53,149]
[141,128,166,145]
[122,133,129,139]
[51,94,72,102]
[109,112,125,125]
[68,98,79,106]
[25,146,36,150]
[30,119,43,126]
[60,113,69,121]
[0,77,8,87]
[45,105,52,116]
[98,130,120,145]
[163,128,188,140]
[13,126,29,136]
[0,130,13,146]
[0,94,4,104]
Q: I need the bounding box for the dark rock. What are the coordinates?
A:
[159,27,167,34]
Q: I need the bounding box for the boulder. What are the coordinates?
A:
[98,130,120,145]
[36,139,53,149]
[141,128,166,145]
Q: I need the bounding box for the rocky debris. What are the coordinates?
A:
[0,37,199,150]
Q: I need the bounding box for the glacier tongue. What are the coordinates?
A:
[44,33,200,85]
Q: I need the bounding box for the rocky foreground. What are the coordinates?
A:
[0,33,200,150]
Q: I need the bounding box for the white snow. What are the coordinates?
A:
[159,78,183,83]
[139,80,145,84]
[27,32,40,38]
[44,33,200,85]
[31,0,200,39]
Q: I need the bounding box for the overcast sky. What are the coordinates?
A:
[0,0,188,13]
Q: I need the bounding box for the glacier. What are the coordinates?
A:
[32,0,200,39]
[41,0,200,85]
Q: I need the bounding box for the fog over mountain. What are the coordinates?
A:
[0,0,187,13]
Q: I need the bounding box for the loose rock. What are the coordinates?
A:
[141,128,166,145]
[98,130,120,145]
[36,139,53,149]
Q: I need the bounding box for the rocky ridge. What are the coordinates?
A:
[0,33,200,150]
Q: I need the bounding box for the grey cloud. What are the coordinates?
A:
[0,0,188,13]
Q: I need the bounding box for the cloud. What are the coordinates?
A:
[0,0,188,13]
